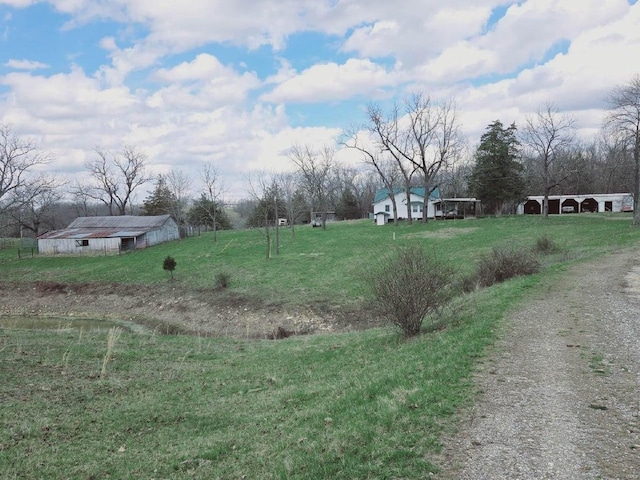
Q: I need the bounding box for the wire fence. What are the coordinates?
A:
[0,238,39,259]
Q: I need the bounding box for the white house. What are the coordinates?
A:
[518,193,633,215]
[372,187,441,225]
[37,215,180,255]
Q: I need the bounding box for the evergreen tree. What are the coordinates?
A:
[335,189,360,220]
[142,175,176,216]
[245,185,278,228]
[469,120,525,214]
[187,194,232,230]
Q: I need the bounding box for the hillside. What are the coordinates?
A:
[2,215,640,337]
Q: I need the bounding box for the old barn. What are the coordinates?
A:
[37,215,179,255]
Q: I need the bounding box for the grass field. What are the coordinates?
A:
[1,214,640,478]
[1,214,638,305]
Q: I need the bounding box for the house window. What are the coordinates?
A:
[385,205,390,212]
[412,205,418,213]
[75,239,89,247]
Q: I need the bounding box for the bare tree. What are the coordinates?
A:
[200,162,225,242]
[605,74,640,225]
[82,146,150,215]
[289,144,336,230]
[351,169,378,219]
[9,175,64,236]
[520,103,576,218]
[355,95,464,224]
[405,95,464,222]
[69,180,102,217]
[245,171,279,259]
[366,103,418,224]
[275,171,307,238]
[0,124,51,214]
[342,129,402,225]
[596,128,634,194]
[165,169,192,228]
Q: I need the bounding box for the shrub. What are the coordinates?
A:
[476,244,540,287]
[163,255,177,279]
[215,271,231,289]
[369,244,454,336]
[534,234,560,254]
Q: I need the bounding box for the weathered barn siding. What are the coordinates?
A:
[38,237,121,255]
[37,215,180,255]
[142,222,179,246]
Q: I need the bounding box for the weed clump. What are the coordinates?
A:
[476,244,540,287]
[534,234,560,254]
[215,271,231,289]
[369,244,454,337]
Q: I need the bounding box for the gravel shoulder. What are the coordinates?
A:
[438,249,640,479]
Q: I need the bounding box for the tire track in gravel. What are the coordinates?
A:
[439,250,640,479]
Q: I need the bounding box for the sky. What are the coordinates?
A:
[1,0,639,201]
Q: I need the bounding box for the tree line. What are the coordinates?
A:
[1,73,639,236]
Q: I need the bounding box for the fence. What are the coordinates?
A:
[0,238,38,259]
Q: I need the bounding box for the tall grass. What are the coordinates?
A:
[100,326,122,377]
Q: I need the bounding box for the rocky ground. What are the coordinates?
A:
[0,281,380,338]
[438,249,640,479]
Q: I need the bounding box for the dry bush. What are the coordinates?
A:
[476,244,540,287]
[215,272,231,289]
[369,244,454,336]
[534,235,560,254]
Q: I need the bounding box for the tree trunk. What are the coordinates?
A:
[633,139,640,226]
[422,182,430,224]
[391,195,399,226]
[405,185,413,225]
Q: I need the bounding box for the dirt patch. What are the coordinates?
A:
[0,281,382,338]
[406,227,478,240]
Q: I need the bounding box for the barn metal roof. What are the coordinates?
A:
[68,215,171,229]
[37,215,173,240]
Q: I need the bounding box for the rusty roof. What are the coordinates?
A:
[67,215,172,229]
[37,228,147,240]
[37,215,173,240]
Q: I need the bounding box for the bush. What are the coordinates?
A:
[215,271,231,289]
[534,234,560,254]
[476,244,539,287]
[163,255,177,279]
[369,244,454,336]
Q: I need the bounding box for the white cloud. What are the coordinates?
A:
[261,58,398,104]
[4,59,49,70]
[1,0,639,201]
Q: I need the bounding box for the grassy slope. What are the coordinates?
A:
[1,214,638,304]
[1,214,640,478]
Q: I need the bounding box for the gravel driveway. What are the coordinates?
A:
[439,249,640,479]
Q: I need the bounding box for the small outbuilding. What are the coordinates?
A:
[518,193,633,215]
[37,215,179,255]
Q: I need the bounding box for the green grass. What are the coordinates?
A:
[1,277,534,479]
[2,213,640,478]
[2,214,639,306]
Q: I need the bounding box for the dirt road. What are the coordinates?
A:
[439,250,640,478]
